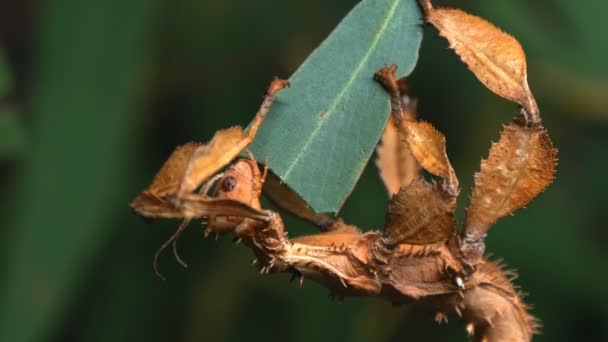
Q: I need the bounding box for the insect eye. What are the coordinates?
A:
[221,176,237,192]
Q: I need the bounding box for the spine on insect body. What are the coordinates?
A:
[240,215,536,341]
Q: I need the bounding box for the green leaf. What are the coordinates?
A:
[249,0,422,214]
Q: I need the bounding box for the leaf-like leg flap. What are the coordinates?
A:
[462,121,557,265]
[375,65,459,246]
[418,0,539,119]
[376,82,421,197]
[177,78,289,197]
[374,65,459,195]
[130,142,201,219]
[402,120,459,195]
[383,177,456,246]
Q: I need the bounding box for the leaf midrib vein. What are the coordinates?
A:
[282,0,401,180]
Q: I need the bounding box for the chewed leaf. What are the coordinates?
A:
[383,177,456,245]
[177,126,248,197]
[376,115,420,197]
[146,142,201,197]
[404,121,457,185]
[420,0,539,116]
[465,123,557,235]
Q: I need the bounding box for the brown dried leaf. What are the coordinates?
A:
[383,177,456,245]
[420,0,539,116]
[465,123,556,235]
[376,115,420,196]
[403,120,457,186]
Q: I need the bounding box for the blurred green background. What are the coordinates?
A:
[0,0,606,341]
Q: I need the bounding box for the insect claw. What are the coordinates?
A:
[251,259,258,266]
[298,274,304,288]
[454,306,463,317]
[233,237,242,244]
[466,323,475,336]
[454,276,465,289]
[435,312,448,324]
[339,277,348,288]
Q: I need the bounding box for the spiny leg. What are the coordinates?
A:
[374,65,459,197]
[246,78,290,140]
[376,74,420,196]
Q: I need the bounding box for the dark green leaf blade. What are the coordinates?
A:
[249,0,422,214]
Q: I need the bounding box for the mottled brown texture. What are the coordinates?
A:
[376,101,420,196]
[465,123,556,240]
[374,66,459,199]
[402,120,455,182]
[132,15,554,337]
[419,0,539,119]
[384,178,456,245]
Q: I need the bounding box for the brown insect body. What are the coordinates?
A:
[130,2,555,340]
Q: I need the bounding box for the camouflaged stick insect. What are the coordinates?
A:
[131,2,556,340]
[131,67,547,341]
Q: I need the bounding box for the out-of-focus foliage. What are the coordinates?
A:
[0,0,606,342]
[0,0,160,341]
[0,48,10,97]
[0,48,25,157]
